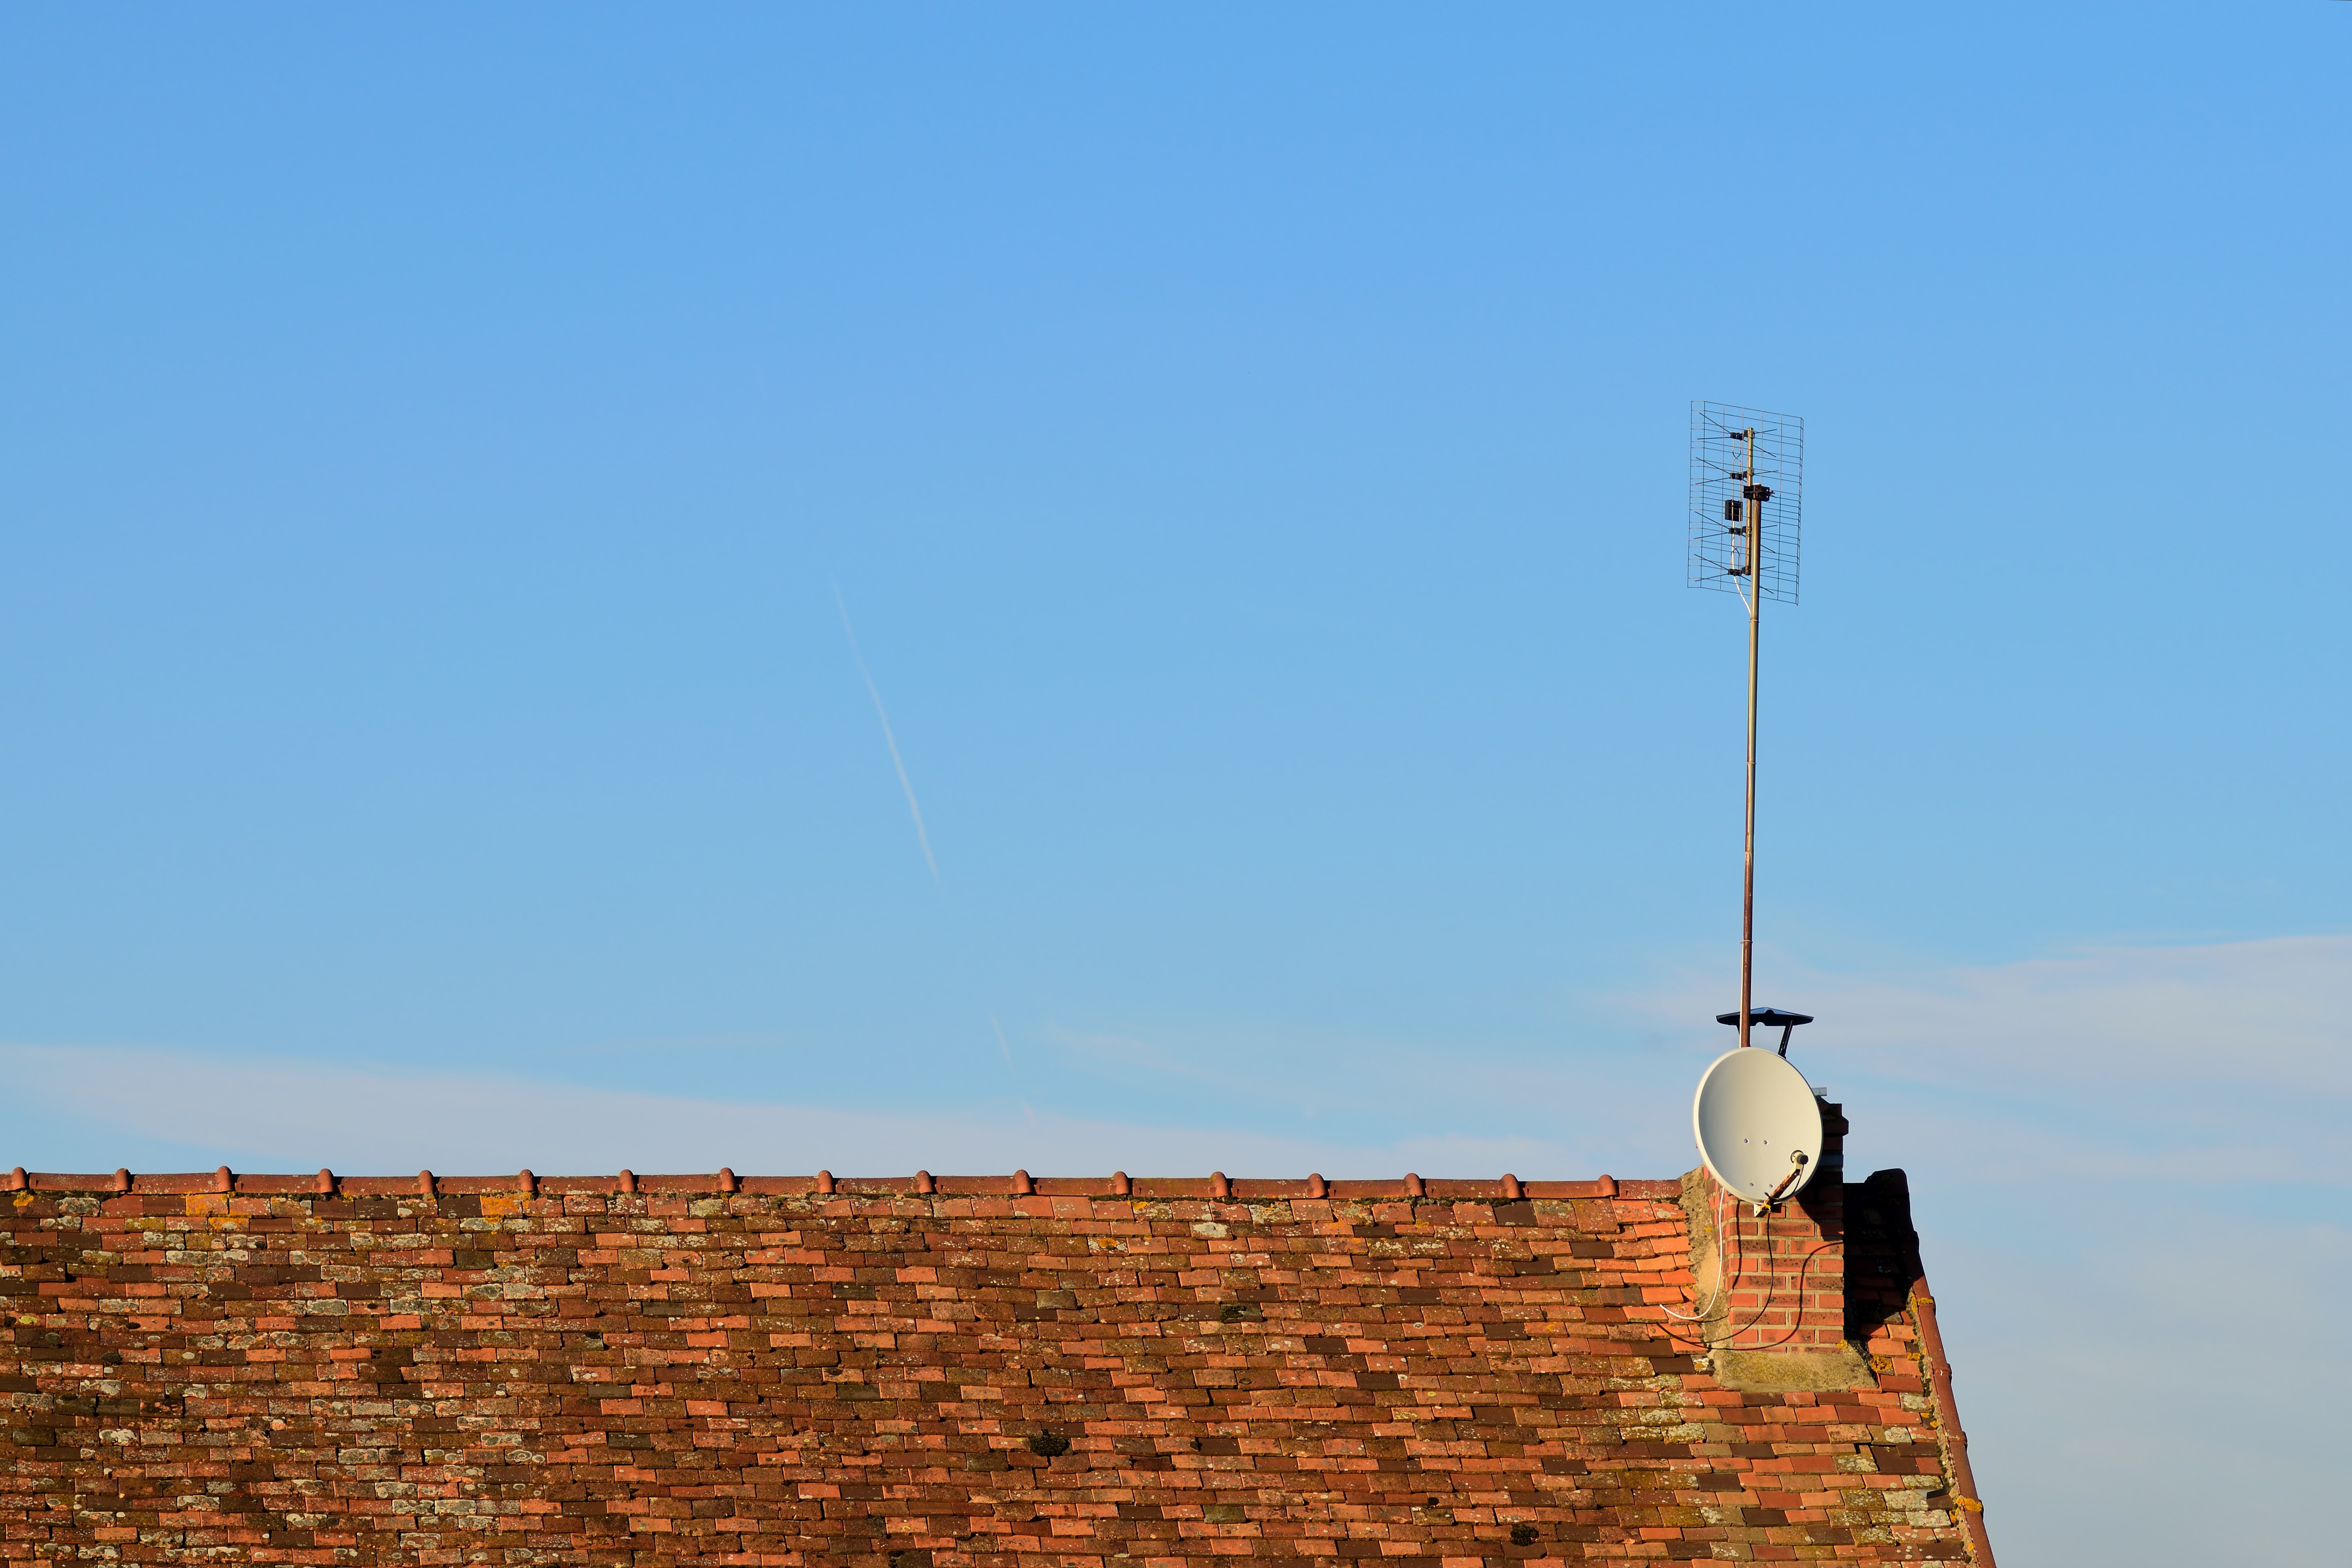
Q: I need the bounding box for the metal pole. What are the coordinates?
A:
[1740,427,1758,1050]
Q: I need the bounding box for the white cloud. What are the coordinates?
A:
[1614,934,2352,1188]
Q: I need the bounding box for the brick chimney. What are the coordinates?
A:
[1708,1095,1848,1352]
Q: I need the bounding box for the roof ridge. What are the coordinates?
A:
[4,1166,1676,1200]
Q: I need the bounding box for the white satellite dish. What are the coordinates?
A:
[1693,1047,1824,1205]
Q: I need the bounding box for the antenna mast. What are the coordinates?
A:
[1689,404,1803,1049]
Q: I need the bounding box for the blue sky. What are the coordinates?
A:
[3,8,2348,1562]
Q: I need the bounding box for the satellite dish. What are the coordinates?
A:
[1693,1047,1824,1205]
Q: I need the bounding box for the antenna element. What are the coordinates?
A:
[1689,403,1804,1049]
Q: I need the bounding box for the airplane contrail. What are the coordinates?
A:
[831,582,939,883]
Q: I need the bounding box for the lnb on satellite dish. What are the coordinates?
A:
[1693,1047,1824,1206]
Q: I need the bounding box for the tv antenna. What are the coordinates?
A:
[1689,402,1804,1050]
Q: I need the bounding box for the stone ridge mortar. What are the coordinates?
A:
[0,1185,1975,1566]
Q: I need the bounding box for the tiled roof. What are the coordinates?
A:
[0,1118,1993,1565]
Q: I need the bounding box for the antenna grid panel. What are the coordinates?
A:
[1689,402,1803,605]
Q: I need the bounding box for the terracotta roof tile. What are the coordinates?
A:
[0,1136,1992,1564]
